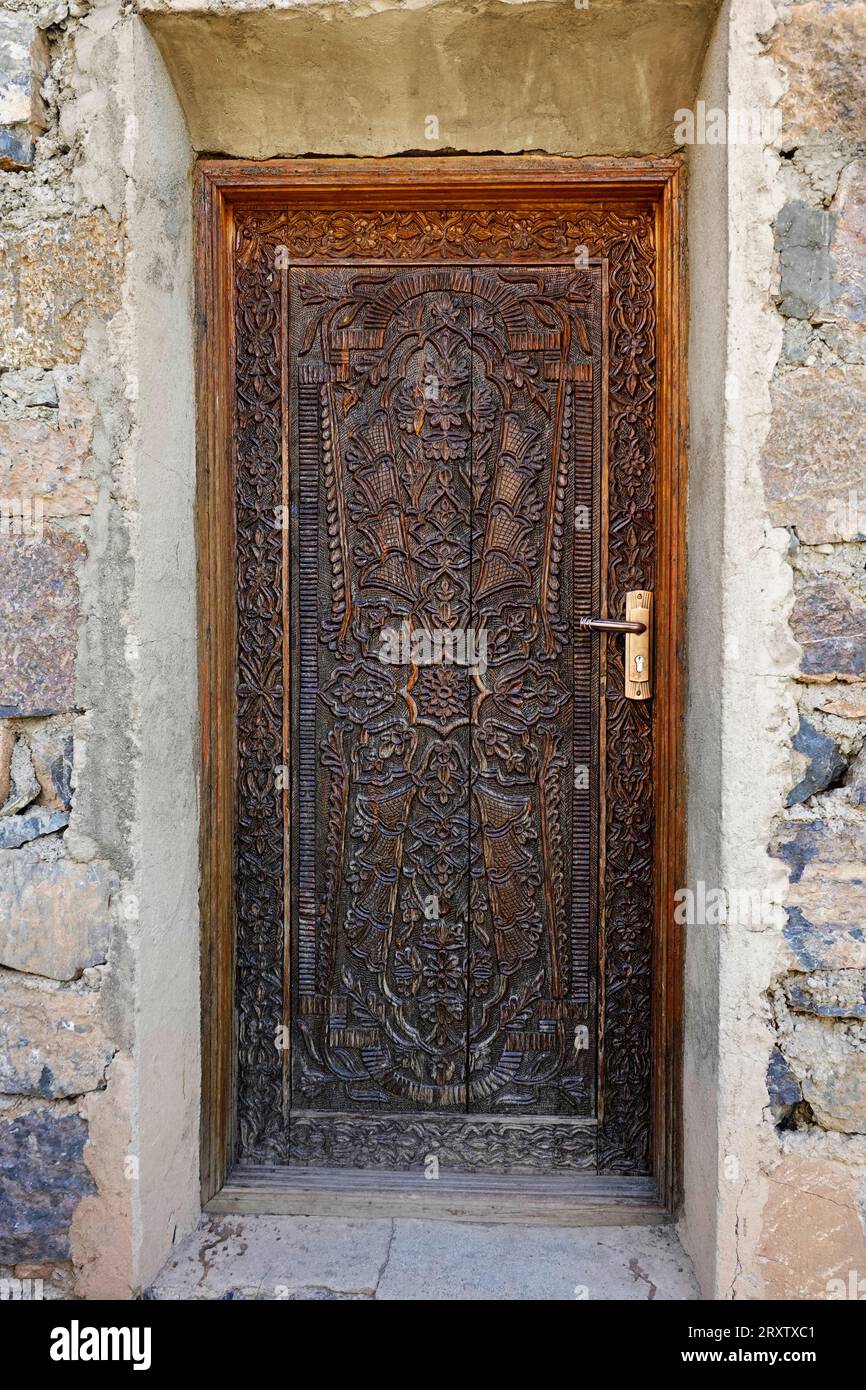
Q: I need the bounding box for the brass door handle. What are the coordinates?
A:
[579,590,653,701]
[579,616,646,634]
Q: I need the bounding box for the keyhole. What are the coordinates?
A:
[634,654,645,673]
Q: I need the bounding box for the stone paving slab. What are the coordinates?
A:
[149,1215,700,1301]
[377,1220,698,1301]
[149,1216,394,1300]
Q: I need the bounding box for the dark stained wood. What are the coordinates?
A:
[286,261,601,1146]
[196,157,686,1216]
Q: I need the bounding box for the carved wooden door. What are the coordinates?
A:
[229,189,664,1180]
[293,263,599,1145]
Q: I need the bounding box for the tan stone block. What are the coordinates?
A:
[832,159,866,330]
[820,697,866,717]
[0,856,114,980]
[770,0,866,148]
[0,397,97,519]
[0,722,11,807]
[761,368,866,542]
[782,1015,866,1132]
[777,817,866,932]
[13,1262,75,1298]
[0,214,122,370]
[0,969,113,1098]
[758,1153,866,1298]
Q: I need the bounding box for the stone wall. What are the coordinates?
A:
[0,1,138,1297]
[0,0,200,1295]
[0,0,864,1302]
[754,0,866,1297]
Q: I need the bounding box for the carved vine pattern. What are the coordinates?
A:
[234,245,287,1161]
[288,1114,595,1173]
[233,206,655,1173]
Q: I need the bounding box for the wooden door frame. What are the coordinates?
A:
[196,156,686,1222]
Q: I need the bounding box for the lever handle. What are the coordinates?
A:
[579,590,653,701]
[579,616,646,634]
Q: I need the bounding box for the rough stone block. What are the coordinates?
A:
[821,319,866,362]
[780,1015,866,1132]
[0,856,112,979]
[0,391,96,519]
[819,695,866,718]
[757,1153,866,1297]
[0,214,123,370]
[0,721,10,805]
[0,735,39,815]
[771,817,866,970]
[831,159,866,330]
[784,968,866,1020]
[0,528,83,716]
[845,741,866,804]
[0,808,68,848]
[775,201,835,320]
[789,577,866,678]
[770,0,866,148]
[0,1109,94,1264]
[0,14,49,172]
[761,369,866,543]
[0,368,57,408]
[787,716,846,805]
[0,969,112,1098]
[766,1046,803,1107]
[28,720,73,809]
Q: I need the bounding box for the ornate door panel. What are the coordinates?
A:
[291,263,601,1142]
[226,182,670,1183]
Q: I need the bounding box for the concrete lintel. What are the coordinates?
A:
[142,0,722,159]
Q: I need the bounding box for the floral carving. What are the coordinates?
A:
[233,200,656,1175]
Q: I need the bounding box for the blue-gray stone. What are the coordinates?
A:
[783,907,820,970]
[771,820,823,884]
[775,201,837,320]
[0,126,35,171]
[787,718,846,805]
[0,808,69,848]
[0,1110,95,1264]
[766,1047,803,1107]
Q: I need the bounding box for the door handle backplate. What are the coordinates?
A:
[579,589,653,701]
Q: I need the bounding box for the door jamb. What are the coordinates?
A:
[195,155,686,1222]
